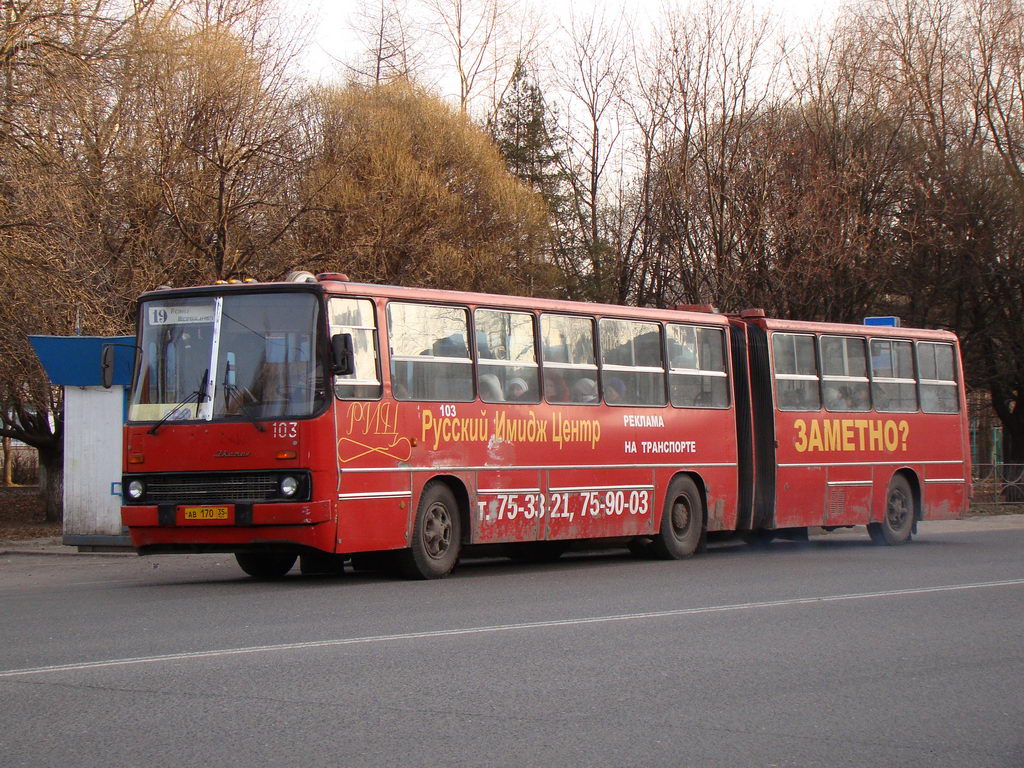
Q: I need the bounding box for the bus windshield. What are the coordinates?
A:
[129,292,324,423]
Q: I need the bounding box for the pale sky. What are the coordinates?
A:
[285,0,847,84]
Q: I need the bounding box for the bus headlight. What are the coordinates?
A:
[127,480,145,500]
[280,476,299,498]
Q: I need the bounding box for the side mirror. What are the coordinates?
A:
[101,345,114,389]
[331,333,355,376]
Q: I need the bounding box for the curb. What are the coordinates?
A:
[0,538,134,557]
[0,548,134,557]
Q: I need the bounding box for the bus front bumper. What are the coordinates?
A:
[121,499,335,553]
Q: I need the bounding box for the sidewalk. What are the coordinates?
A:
[3,514,1022,557]
[0,536,134,557]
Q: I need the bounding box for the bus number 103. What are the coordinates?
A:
[478,490,650,523]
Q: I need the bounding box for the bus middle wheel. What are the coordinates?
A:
[400,483,462,579]
[868,474,915,546]
[650,476,703,560]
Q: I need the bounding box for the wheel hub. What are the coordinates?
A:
[888,490,910,529]
[671,499,691,536]
[423,504,452,559]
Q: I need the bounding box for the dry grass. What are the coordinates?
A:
[968,502,1024,517]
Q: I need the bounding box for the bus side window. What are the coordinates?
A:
[667,324,729,408]
[541,314,598,405]
[328,298,382,400]
[772,333,821,411]
[870,338,917,412]
[820,335,870,412]
[599,318,666,406]
[918,342,959,413]
[388,302,473,402]
[475,309,539,403]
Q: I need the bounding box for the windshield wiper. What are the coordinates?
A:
[148,369,209,436]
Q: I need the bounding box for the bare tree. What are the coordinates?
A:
[546,7,631,303]
[423,0,536,116]
[969,0,1024,193]
[346,0,423,84]
[962,0,1024,460]
[0,0,315,519]
[0,0,171,519]
[824,0,1024,461]
[642,0,781,311]
[142,0,312,282]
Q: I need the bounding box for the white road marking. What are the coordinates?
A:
[2,578,1022,679]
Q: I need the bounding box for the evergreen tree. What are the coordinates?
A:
[488,60,564,211]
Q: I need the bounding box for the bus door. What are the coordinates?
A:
[329,296,412,553]
[817,335,875,526]
[770,331,828,527]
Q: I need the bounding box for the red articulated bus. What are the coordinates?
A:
[115,273,970,578]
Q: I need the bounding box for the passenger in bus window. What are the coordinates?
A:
[574,377,598,402]
[544,370,570,402]
[479,373,504,402]
[837,386,860,410]
[604,377,625,403]
[506,377,529,401]
[824,382,870,411]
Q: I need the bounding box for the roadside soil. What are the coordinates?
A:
[0,487,60,541]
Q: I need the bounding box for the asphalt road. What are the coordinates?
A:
[1,522,1023,768]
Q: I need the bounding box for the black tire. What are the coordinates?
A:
[868,474,915,546]
[399,483,462,579]
[650,476,703,560]
[505,541,568,563]
[235,552,296,578]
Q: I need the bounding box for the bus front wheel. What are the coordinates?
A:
[650,476,703,560]
[400,483,462,579]
[868,475,914,546]
[235,552,297,578]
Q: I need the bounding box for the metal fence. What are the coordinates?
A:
[971,463,1024,508]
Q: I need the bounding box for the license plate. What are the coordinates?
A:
[183,506,230,521]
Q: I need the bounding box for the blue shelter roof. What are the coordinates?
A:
[29,335,135,387]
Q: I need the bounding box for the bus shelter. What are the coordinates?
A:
[29,335,134,550]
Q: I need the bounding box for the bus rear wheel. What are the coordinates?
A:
[868,475,915,546]
[235,552,297,578]
[400,483,462,579]
[650,476,703,560]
